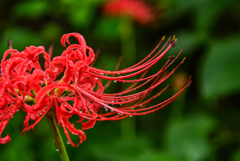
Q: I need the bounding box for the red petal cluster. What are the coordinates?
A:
[103,0,156,24]
[0,32,191,147]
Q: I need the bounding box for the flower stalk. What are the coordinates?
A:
[47,110,69,161]
[119,17,136,140]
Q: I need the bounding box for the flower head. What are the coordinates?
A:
[0,33,191,147]
[103,0,156,24]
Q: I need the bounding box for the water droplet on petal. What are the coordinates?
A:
[114,80,117,83]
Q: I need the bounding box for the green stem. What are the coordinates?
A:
[169,92,186,124]
[119,17,136,68]
[119,17,136,140]
[47,113,69,161]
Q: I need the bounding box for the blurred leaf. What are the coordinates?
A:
[13,1,48,18]
[61,0,76,5]
[1,112,36,161]
[200,37,240,99]
[165,114,216,161]
[67,0,104,28]
[95,17,120,40]
[90,138,155,161]
[41,23,62,42]
[2,136,35,161]
[152,152,183,161]
[232,149,240,161]
[195,0,236,31]
[69,7,92,28]
[0,28,43,58]
[163,0,236,35]
[162,0,205,20]
[166,31,200,57]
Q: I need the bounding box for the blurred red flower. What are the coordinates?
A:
[103,0,156,24]
[0,33,190,147]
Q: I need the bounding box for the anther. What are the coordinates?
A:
[7,39,12,49]
[181,57,186,63]
[168,56,175,59]
[170,39,176,47]
[161,36,166,41]
[170,35,177,48]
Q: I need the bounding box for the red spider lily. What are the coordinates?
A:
[103,0,156,24]
[0,32,191,147]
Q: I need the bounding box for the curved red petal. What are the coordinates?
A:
[0,119,11,144]
[81,119,96,130]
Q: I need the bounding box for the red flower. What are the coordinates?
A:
[0,33,191,147]
[103,0,156,24]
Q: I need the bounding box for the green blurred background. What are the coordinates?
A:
[0,0,240,160]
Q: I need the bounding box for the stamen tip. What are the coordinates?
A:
[162,36,166,41]
[170,35,177,47]
[173,35,177,42]
[181,57,186,63]
[7,39,12,49]
[187,80,192,87]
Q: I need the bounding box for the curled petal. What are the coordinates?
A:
[81,119,96,130]
[22,105,51,134]
[61,118,86,147]
[61,33,87,50]
[1,49,19,73]
[0,119,11,144]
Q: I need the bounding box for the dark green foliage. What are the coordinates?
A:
[0,0,240,160]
